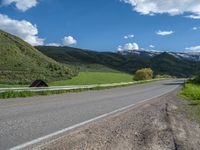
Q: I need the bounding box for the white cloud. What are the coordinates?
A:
[47,36,78,47]
[121,0,200,19]
[186,14,200,19]
[117,45,123,51]
[63,36,77,46]
[46,43,61,47]
[118,42,139,51]
[124,34,134,39]
[156,30,174,36]
[0,13,44,45]
[192,27,198,30]
[186,45,200,52]
[149,45,155,48]
[192,26,200,30]
[2,0,38,11]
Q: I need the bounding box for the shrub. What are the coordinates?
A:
[193,75,200,84]
[134,68,153,81]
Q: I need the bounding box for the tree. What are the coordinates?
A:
[134,68,153,81]
[193,75,200,84]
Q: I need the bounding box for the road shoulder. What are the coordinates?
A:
[32,89,200,150]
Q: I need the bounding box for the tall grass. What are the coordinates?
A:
[180,82,200,122]
[181,83,200,101]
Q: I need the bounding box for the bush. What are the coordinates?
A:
[134,68,153,81]
[193,75,200,84]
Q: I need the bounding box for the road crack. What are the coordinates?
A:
[165,103,178,150]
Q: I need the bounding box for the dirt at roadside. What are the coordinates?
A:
[41,89,200,150]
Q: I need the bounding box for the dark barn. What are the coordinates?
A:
[30,80,48,87]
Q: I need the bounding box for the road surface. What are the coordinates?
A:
[0,80,183,149]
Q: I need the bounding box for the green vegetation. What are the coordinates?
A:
[134,68,153,81]
[155,74,175,79]
[0,84,27,88]
[0,79,157,99]
[0,30,76,84]
[49,72,133,86]
[191,75,200,84]
[36,46,200,78]
[72,64,120,73]
[180,76,200,122]
[181,83,200,103]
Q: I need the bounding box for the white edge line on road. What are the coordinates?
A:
[9,84,180,150]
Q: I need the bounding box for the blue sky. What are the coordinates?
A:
[1,0,200,52]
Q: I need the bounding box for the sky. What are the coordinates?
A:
[1,0,200,53]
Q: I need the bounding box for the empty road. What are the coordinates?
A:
[0,80,183,149]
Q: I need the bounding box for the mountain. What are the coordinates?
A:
[0,30,76,84]
[151,52,198,77]
[119,49,200,61]
[36,46,200,78]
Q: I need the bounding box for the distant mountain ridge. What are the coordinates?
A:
[119,49,200,61]
[36,46,200,78]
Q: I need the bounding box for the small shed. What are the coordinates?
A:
[30,80,48,87]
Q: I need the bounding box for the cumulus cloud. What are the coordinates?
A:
[156,30,174,36]
[63,36,77,46]
[121,0,200,19]
[185,45,200,52]
[2,0,38,11]
[118,42,139,51]
[46,43,61,47]
[192,26,200,30]
[124,34,134,39]
[47,36,78,47]
[149,45,155,48]
[0,13,44,45]
[192,27,198,30]
[0,14,44,45]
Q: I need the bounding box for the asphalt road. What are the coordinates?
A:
[0,80,183,150]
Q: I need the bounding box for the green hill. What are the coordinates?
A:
[36,46,200,78]
[151,52,198,77]
[36,46,148,73]
[0,30,76,84]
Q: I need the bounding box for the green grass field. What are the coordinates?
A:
[0,84,28,88]
[0,72,133,88]
[180,82,200,122]
[49,72,133,86]
[181,83,200,104]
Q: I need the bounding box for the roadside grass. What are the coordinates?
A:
[0,84,27,88]
[0,80,155,99]
[49,72,134,86]
[180,83,200,122]
[180,83,200,103]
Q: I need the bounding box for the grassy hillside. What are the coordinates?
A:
[36,46,200,77]
[36,46,149,74]
[49,72,133,86]
[36,46,130,72]
[0,30,76,84]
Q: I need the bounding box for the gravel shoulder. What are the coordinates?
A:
[40,88,200,150]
